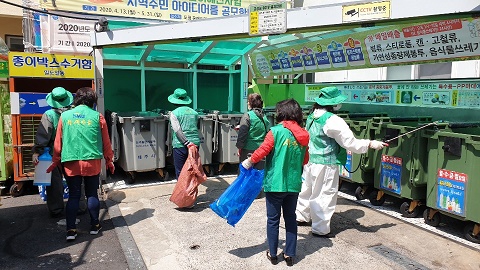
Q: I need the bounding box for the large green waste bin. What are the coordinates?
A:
[422,122,480,243]
[338,113,387,200]
[368,116,432,218]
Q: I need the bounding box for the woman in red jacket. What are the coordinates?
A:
[242,98,309,266]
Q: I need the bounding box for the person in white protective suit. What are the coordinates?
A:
[295,86,386,237]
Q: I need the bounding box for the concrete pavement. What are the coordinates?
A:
[105,175,480,270]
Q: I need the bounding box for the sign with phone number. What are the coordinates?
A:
[40,0,274,21]
[8,52,94,79]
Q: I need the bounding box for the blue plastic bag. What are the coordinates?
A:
[38,181,69,202]
[210,165,264,227]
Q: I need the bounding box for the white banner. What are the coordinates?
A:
[45,16,94,54]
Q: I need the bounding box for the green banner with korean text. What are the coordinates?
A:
[40,0,275,21]
[251,17,480,78]
[305,80,480,109]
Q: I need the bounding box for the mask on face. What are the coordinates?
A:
[332,104,342,111]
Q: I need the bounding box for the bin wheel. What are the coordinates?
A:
[400,201,420,218]
[368,190,385,206]
[464,223,480,244]
[126,172,136,184]
[354,186,367,200]
[422,208,440,227]
[9,183,24,197]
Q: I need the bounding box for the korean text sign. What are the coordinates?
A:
[8,52,94,79]
[40,0,274,21]
[250,17,480,77]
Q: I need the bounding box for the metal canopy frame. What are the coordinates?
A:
[92,0,480,113]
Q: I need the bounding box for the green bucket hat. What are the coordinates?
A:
[314,86,348,106]
[46,87,73,108]
[168,88,192,105]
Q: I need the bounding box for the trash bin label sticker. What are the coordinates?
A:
[380,155,402,194]
[436,169,467,217]
[340,151,352,179]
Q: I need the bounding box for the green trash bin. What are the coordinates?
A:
[338,113,387,200]
[368,116,432,217]
[422,122,480,243]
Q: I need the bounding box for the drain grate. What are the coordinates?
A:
[369,244,430,270]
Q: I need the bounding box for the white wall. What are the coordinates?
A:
[0,0,23,17]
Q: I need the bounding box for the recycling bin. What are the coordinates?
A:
[421,122,480,243]
[113,111,167,183]
[338,113,387,200]
[212,112,243,172]
[368,116,432,217]
[165,112,215,176]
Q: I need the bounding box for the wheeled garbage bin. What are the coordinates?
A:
[338,113,387,200]
[422,122,480,243]
[212,111,243,174]
[368,116,432,217]
[165,111,215,177]
[113,111,167,184]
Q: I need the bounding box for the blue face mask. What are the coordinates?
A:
[333,104,342,111]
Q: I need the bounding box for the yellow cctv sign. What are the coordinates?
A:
[8,52,94,79]
[342,1,391,23]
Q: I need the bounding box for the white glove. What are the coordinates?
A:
[369,140,387,150]
[241,158,253,170]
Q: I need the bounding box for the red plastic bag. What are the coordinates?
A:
[170,146,207,208]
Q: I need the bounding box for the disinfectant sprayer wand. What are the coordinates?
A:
[384,121,438,144]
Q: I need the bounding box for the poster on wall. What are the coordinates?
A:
[40,0,276,21]
[250,16,480,77]
[43,15,95,54]
[305,80,480,109]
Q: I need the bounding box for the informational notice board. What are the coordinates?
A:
[305,80,480,109]
[251,16,480,77]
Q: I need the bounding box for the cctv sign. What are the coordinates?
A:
[342,1,391,23]
[46,15,95,54]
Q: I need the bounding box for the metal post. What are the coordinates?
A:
[240,55,248,112]
[192,64,198,110]
[140,60,146,111]
[228,65,234,111]
[94,48,107,180]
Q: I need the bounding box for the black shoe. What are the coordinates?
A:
[90,224,102,235]
[296,220,311,226]
[50,212,63,218]
[312,232,335,238]
[282,253,294,266]
[266,251,278,265]
[66,230,77,241]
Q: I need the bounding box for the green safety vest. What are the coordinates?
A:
[306,112,346,165]
[244,110,270,150]
[263,124,307,192]
[171,106,200,148]
[44,109,61,155]
[60,105,103,162]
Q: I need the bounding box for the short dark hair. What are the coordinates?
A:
[248,93,263,109]
[74,87,97,108]
[275,98,303,125]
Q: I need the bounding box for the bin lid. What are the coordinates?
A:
[117,111,162,118]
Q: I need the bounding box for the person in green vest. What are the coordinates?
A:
[241,99,309,267]
[236,93,270,170]
[47,87,114,241]
[295,86,386,237]
[168,88,200,180]
[32,87,86,218]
